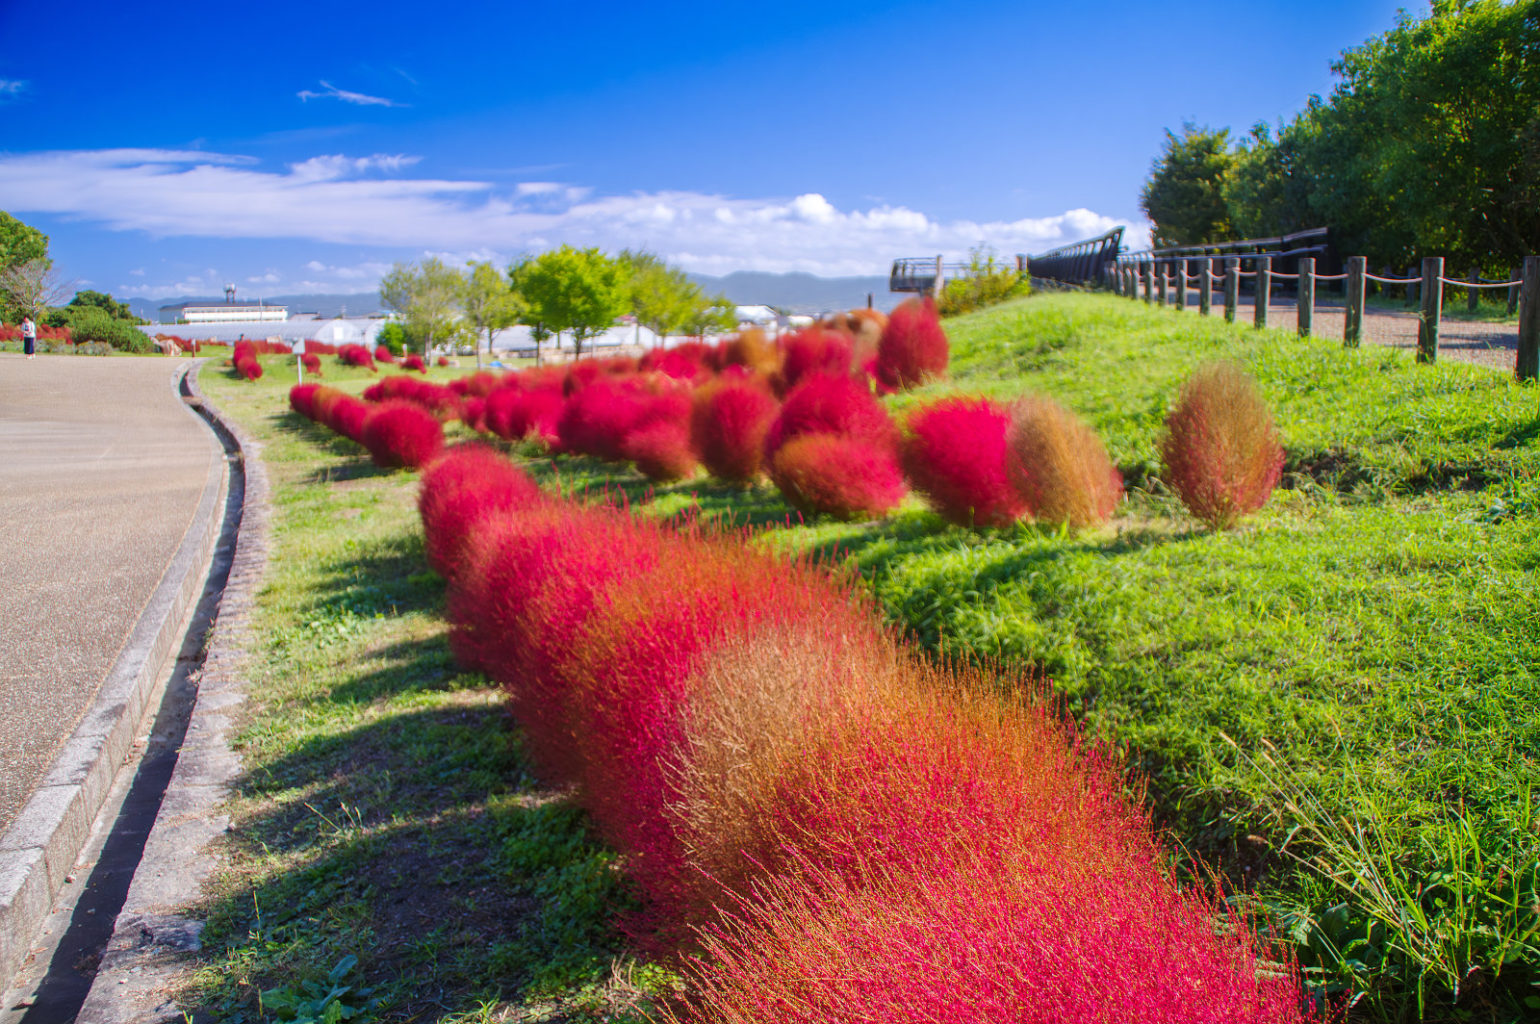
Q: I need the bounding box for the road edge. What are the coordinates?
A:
[0,360,228,995]
[76,362,271,1023]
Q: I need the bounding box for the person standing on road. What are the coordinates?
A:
[21,315,36,359]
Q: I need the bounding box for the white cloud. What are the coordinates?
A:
[296,80,405,107]
[0,80,26,101]
[1,147,1146,277]
[247,270,281,284]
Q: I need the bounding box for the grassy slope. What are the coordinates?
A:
[547,294,1539,1019]
[192,362,668,1023]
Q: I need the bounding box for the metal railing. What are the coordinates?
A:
[1025,227,1125,286]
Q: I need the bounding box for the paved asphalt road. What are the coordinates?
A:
[0,354,217,836]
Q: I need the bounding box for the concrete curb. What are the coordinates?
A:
[78,363,270,1023]
[0,361,228,995]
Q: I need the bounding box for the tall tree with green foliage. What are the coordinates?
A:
[619,249,707,346]
[66,290,139,322]
[379,257,465,357]
[1139,124,1234,248]
[461,261,520,369]
[0,212,48,271]
[514,245,628,360]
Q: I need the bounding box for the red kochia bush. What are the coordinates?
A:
[1008,395,1123,530]
[289,383,322,419]
[690,380,780,484]
[624,421,697,482]
[338,344,376,371]
[1160,362,1283,530]
[418,445,543,577]
[363,375,461,420]
[762,374,896,460]
[401,353,428,373]
[902,397,1026,528]
[300,352,322,375]
[375,345,397,364]
[485,386,564,443]
[777,327,853,393]
[361,400,444,469]
[876,296,948,391]
[769,434,907,520]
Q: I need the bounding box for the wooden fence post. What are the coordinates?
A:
[1508,267,1521,317]
[933,255,945,301]
[1467,267,1481,314]
[1298,256,1315,337]
[1128,266,1137,300]
[1418,256,1442,364]
[1224,258,1239,323]
[1142,262,1153,304]
[1156,262,1167,307]
[1176,258,1188,310]
[1254,256,1271,329]
[1199,256,1213,315]
[1345,256,1365,348]
[1518,255,1540,381]
[1407,264,1419,306]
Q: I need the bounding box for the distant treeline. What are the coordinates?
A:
[1140,0,1538,273]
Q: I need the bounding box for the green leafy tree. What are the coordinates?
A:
[65,306,152,353]
[688,294,739,337]
[379,258,464,357]
[67,289,140,322]
[0,212,48,271]
[619,249,706,345]
[376,321,408,355]
[514,245,628,360]
[1139,124,1235,248]
[461,261,521,369]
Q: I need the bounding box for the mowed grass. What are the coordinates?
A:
[190,358,672,1023]
[547,295,1540,1021]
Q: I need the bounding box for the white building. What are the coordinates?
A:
[159,302,289,325]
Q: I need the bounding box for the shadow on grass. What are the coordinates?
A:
[304,536,444,618]
[198,699,641,1022]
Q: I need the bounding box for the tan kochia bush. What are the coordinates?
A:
[1006,395,1122,530]
[1160,362,1284,530]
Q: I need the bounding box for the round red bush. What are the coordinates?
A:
[902,397,1026,528]
[624,420,698,482]
[362,399,445,469]
[763,374,896,460]
[876,297,949,391]
[691,379,780,484]
[778,327,853,392]
[769,434,907,520]
[486,387,565,443]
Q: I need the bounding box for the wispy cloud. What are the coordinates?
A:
[0,79,28,102]
[2,148,1148,277]
[296,80,406,107]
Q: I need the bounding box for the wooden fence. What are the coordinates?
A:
[1108,252,1540,381]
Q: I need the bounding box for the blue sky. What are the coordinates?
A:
[0,0,1415,301]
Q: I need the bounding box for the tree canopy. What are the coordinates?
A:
[380,258,465,356]
[513,245,629,359]
[461,261,521,368]
[1140,0,1540,271]
[0,212,48,271]
[619,249,707,343]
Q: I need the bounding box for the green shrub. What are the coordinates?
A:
[65,306,153,353]
[937,246,1031,317]
[376,321,408,355]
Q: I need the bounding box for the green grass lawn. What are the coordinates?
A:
[197,298,1539,1022]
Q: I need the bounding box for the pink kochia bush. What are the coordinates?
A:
[417,445,543,579]
[776,327,853,393]
[1161,362,1284,530]
[1007,395,1123,530]
[361,399,444,469]
[689,379,779,484]
[337,343,376,371]
[902,396,1026,528]
[876,296,949,391]
[417,466,1309,1023]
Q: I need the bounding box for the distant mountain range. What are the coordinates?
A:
[125,271,902,323]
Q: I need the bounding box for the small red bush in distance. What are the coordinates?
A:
[876,296,948,391]
[337,344,376,371]
[691,380,779,484]
[300,352,322,375]
[436,355,450,367]
[375,345,397,364]
[361,399,444,469]
[777,327,853,392]
[902,397,1025,528]
[401,353,428,373]
[1007,395,1123,530]
[762,374,896,460]
[769,434,906,519]
[1161,362,1283,530]
[486,387,564,443]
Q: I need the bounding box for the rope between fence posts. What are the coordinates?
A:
[1271,272,1300,280]
[1364,274,1419,284]
[1314,273,1349,281]
[1438,277,1520,289]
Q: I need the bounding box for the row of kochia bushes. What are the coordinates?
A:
[413,443,1311,1020]
[286,299,1284,531]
